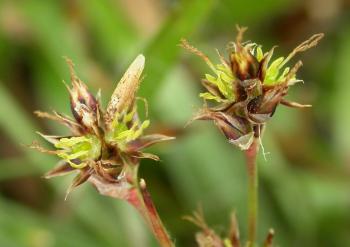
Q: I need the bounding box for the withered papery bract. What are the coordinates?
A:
[181,27,323,150]
[32,55,174,197]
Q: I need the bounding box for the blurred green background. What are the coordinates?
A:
[0,0,349,246]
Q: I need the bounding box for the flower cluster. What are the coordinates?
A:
[181,27,323,150]
[32,55,173,196]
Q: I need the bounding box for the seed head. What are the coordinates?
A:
[181,27,323,150]
[31,55,174,197]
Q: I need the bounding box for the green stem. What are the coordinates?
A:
[245,137,259,246]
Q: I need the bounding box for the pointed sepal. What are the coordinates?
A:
[44,160,76,179]
[125,134,175,153]
[65,167,93,200]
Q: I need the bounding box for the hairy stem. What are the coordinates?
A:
[245,137,259,246]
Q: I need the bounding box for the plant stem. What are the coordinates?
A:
[245,137,259,246]
[128,179,175,247]
[140,179,175,247]
[88,172,175,247]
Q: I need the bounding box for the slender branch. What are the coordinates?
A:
[137,179,175,247]
[125,163,174,247]
[245,137,259,246]
[89,172,175,247]
[124,161,174,247]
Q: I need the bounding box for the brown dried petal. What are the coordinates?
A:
[64,58,99,134]
[192,109,250,142]
[94,162,121,183]
[36,132,65,145]
[230,49,259,80]
[255,85,288,115]
[65,58,98,112]
[35,111,83,135]
[248,113,272,124]
[65,167,93,199]
[280,99,311,108]
[124,134,175,153]
[44,160,75,179]
[132,152,160,161]
[69,100,99,135]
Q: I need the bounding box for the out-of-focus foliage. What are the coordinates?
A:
[0,0,349,246]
